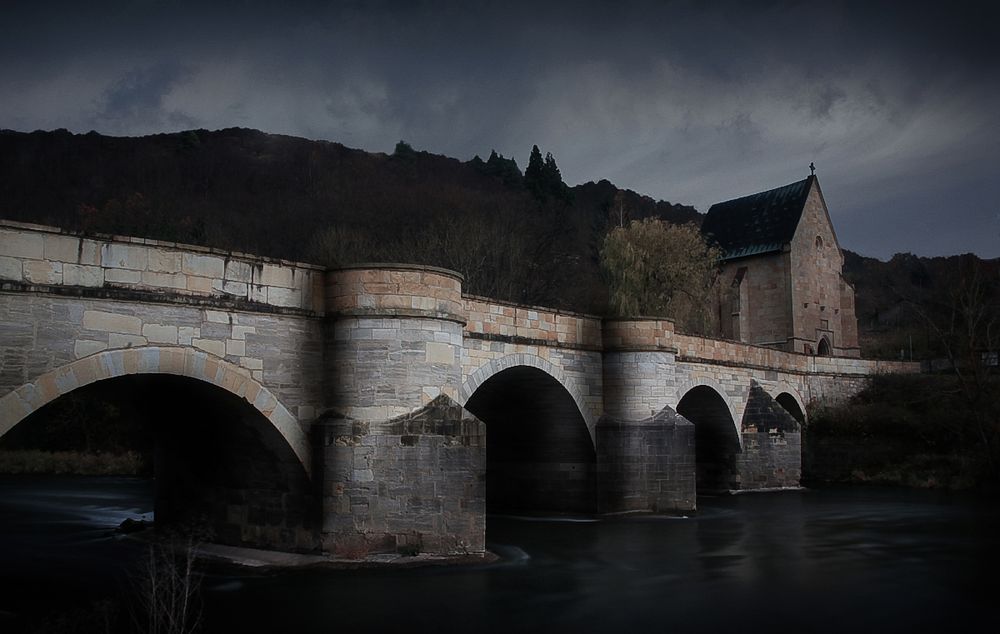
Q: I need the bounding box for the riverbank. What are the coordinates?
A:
[0,449,146,475]
[803,373,998,491]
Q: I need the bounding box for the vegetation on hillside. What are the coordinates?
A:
[805,372,1000,489]
[0,128,697,313]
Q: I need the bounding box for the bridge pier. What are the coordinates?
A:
[598,319,696,512]
[317,265,485,556]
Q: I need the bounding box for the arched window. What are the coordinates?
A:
[817,337,831,356]
[815,235,824,249]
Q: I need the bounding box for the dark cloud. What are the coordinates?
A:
[1,0,998,258]
[97,62,196,132]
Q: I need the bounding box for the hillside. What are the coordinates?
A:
[0,128,698,311]
[1,127,994,359]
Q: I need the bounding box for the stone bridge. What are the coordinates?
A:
[0,221,917,557]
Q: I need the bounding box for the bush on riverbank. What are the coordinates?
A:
[804,373,999,490]
[0,449,147,475]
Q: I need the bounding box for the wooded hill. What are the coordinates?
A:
[0,128,696,311]
[1,127,995,359]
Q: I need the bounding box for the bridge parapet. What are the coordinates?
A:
[671,331,918,375]
[0,220,323,313]
[463,295,602,348]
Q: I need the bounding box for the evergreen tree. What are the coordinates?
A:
[525,145,545,198]
[542,152,571,204]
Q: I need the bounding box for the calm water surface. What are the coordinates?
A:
[1,475,997,633]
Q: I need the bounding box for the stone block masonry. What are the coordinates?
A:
[0,220,922,558]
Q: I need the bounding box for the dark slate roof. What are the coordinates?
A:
[702,176,815,260]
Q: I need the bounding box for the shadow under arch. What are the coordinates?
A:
[774,393,806,425]
[464,364,596,513]
[0,346,310,474]
[676,384,742,493]
[461,354,595,439]
[3,371,319,552]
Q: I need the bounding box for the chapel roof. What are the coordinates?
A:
[702,175,815,260]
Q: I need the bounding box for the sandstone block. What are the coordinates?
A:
[178,326,200,345]
[142,270,187,290]
[105,268,142,284]
[23,260,62,284]
[0,256,22,281]
[142,323,178,344]
[226,339,246,356]
[221,280,248,296]
[63,263,103,287]
[109,333,147,348]
[225,260,253,283]
[425,342,454,365]
[101,243,147,270]
[74,339,108,359]
[267,286,301,308]
[240,357,263,370]
[186,276,213,293]
[205,309,231,324]
[0,230,44,259]
[147,248,182,273]
[193,338,226,357]
[83,310,143,335]
[42,234,80,262]
[182,253,225,278]
[79,240,100,266]
[231,325,256,340]
[261,264,294,288]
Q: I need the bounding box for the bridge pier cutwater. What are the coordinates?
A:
[0,221,918,557]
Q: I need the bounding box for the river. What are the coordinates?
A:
[1,475,997,633]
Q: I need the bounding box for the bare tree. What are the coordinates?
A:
[907,258,1000,478]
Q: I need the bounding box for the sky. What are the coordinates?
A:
[2,0,998,259]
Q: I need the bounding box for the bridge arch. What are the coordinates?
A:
[675,378,743,493]
[674,377,742,443]
[460,353,594,434]
[0,346,310,474]
[765,382,807,425]
[461,354,596,513]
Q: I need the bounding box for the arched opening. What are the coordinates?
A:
[676,386,741,493]
[464,366,596,514]
[817,337,831,356]
[0,374,317,552]
[775,392,806,425]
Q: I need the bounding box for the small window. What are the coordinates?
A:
[821,319,829,330]
[817,337,831,356]
[815,236,824,249]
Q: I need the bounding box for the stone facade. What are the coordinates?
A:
[709,177,861,357]
[0,220,920,557]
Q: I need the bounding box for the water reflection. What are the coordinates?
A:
[1,477,998,633]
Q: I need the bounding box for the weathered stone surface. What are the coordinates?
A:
[82,310,142,335]
[142,323,178,345]
[0,256,22,281]
[101,243,147,270]
[22,260,62,284]
[0,230,43,259]
[182,253,225,278]
[63,263,103,287]
[596,407,696,513]
[315,396,486,556]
